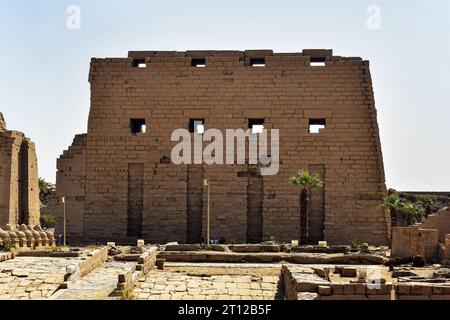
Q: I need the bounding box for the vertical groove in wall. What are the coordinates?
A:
[309,164,325,243]
[127,163,144,237]
[247,168,263,243]
[186,165,204,243]
[17,142,25,224]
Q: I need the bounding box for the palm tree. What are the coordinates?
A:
[289,170,324,244]
[382,192,403,228]
[419,195,436,219]
[398,202,423,226]
[38,177,48,193]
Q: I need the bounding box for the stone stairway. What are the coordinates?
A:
[51,260,136,300]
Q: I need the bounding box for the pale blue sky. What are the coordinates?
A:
[1,0,449,190]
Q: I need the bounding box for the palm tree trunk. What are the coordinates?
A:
[391,208,397,228]
[425,206,431,218]
[300,188,309,245]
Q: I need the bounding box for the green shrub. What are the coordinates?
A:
[40,213,56,228]
[350,240,363,250]
[0,237,14,252]
[118,289,137,300]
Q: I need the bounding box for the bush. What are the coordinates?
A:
[350,240,363,251]
[118,289,136,300]
[0,237,14,252]
[40,213,56,228]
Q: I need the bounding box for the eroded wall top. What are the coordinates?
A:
[0,112,6,131]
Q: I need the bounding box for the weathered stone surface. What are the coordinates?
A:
[338,266,357,277]
[297,292,319,300]
[158,251,388,265]
[0,257,82,300]
[318,285,332,296]
[133,272,283,300]
[165,244,202,251]
[210,245,230,252]
[0,113,40,227]
[0,112,6,131]
[229,244,281,253]
[292,245,349,254]
[392,227,439,262]
[52,49,389,246]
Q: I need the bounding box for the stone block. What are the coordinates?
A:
[318,285,332,296]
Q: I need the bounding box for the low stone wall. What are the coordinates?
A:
[229,244,280,253]
[164,244,280,253]
[116,247,158,294]
[165,244,202,251]
[292,245,349,254]
[282,264,450,300]
[319,283,450,300]
[17,250,80,258]
[78,247,108,277]
[282,265,329,300]
[159,251,387,265]
[60,246,108,288]
[0,251,14,262]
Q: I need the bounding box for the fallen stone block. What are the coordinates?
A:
[336,266,357,277]
[297,292,319,300]
[318,285,332,296]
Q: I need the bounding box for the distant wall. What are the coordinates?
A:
[0,127,40,226]
[52,134,87,244]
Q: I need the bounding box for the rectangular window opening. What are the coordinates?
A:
[310,57,326,67]
[133,59,147,68]
[309,118,326,134]
[130,119,146,134]
[189,119,205,134]
[250,58,266,67]
[191,58,206,68]
[249,118,265,134]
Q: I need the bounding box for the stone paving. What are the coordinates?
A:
[134,271,284,300]
[52,261,136,300]
[0,257,81,300]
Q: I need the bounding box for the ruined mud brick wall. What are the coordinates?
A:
[58,49,389,245]
[0,112,40,226]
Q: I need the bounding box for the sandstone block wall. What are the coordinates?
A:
[56,49,389,245]
[391,227,439,261]
[0,112,40,226]
[416,207,450,243]
[53,134,86,243]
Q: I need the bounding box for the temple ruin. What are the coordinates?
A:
[54,49,390,245]
[0,112,40,226]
